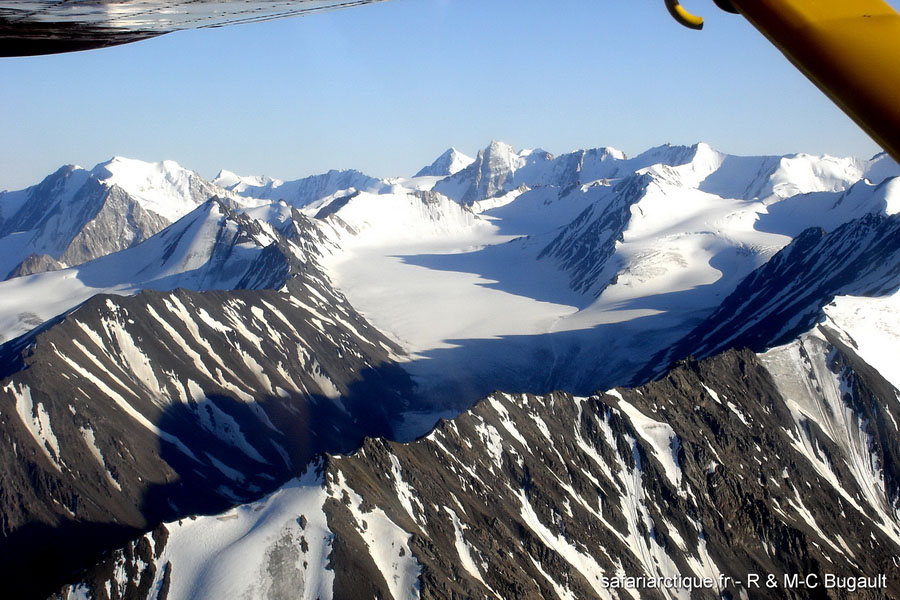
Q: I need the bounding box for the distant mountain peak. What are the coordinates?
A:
[583,145,627,160]
[212,168,383,208]
[83,155,222,222]
[213,169,278,190]
[481,139,522,160]
[415,147,475,177]
[93,155,191,180]
[632,141,719,169]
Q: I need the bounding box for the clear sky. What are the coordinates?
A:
[0,0,892,191]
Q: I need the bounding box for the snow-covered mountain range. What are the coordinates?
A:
[311,141,900,409]
[2,140,900,599]
[0,157,386,283]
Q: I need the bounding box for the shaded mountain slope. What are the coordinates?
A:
[646,211,900,382]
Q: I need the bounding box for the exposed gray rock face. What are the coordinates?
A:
[430,142,730,206]
[58,185,170,266]
[0,165,89,236]
[61,332,900,600]
[434,141,552,204]
[0,164,212,280]
[537,174,650,296]
[5,253,64,279]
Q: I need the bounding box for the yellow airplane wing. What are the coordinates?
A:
[668,0,900,163]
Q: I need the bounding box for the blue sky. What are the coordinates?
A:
[0,0,890,190]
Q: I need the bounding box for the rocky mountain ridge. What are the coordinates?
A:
[59,320,900,599]
[646,210,900,382]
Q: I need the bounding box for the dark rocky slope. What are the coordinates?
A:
[63,327,900,599]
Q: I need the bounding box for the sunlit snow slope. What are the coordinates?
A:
[0,199,286,343]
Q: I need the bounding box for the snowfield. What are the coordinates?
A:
[305,142,900,408]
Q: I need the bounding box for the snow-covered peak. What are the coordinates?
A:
[211,169,245,190]
[0,197,291,342]
[434,141,728,205]
[433,141,544,203]
[604,146,627,161]
[863,151,900,185]
[571,146,627,183]
[635,142,727,188]
[481,140,528,171]
[315,189,494,249]
[212,170,281,194]
[415,148,475,177]
[627,144,876,201]
[90,156,218,221]
[764,153,866,199]
[576,145,627,163]
[692,141,725,165]
[0,164,90,226]
[630,142,706,170]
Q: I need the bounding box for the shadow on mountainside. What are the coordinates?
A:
[1,360,412,600]
[396,241,591,309]
[397,225,767,314]
[0,520,143,600]
[396,306,710,412]
[390,210,900,412]
[144,359,412,523]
